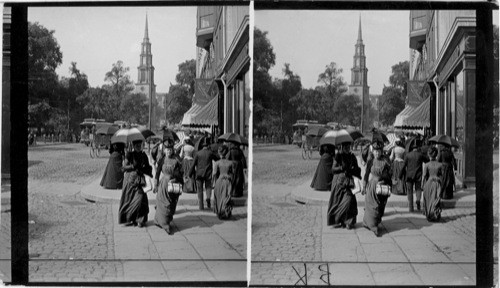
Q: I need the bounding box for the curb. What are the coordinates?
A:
[80,178,248,207]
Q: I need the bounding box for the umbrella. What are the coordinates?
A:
[161,128,179,143]
[428,134,460,148]
[136,126,155,140]
[306,126,330,137]
[218,133,247,145]
[344,127,364,141]
[96,125,119,136]
[319,130,354,146]
[368,131,389,144]
[111,127,146,144]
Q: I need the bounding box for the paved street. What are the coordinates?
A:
[251,144,492,286]
[1,142,247,283]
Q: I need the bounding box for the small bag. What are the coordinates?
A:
[376,184,391,196]
[168,182,183,194]
[183,176,196,193]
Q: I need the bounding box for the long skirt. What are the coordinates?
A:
[441,163,455,199]
[213,175,233,219]
[327,173,357,226]
[422,176,442,222]
[232,162,245,198]
[391,160,406,195]
[362,177,389,233]
[100,153,123,189]
[118,171,149,225]
[310,156,333,191]
[154,177,180,229]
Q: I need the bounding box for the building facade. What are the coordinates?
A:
[408,10,477,186]
[2,6,10,177]
[348,16,369,131]
[184,5,250,138]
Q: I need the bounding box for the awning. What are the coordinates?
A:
[191,96,218,126]
[393,105,417,127]
[404,96,430,127]
[181,103,204,126]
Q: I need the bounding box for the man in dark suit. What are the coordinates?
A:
[189,138,219,210]
[399,143,429,212]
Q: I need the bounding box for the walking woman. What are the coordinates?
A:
[154,142,184,235]
[437,144,456,199]
[310,144,335,191]
[100,143,125,189]
[227,141,247,198]
[422,146,443,222]
[118,140,152,227]
[390,139,406,195]
[212,145,235,220]
[362,141,392,237]
[327,142,361,229]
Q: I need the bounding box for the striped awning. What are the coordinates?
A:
[181,103,204,126]
[191,96,218,126]
[393,105,417,127]
[404,96,430,128]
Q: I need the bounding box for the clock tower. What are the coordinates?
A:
[135,13,156,99]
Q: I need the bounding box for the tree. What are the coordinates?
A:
[281,63,302,135]
[76,87,111,119]
[121,93,149,124]
[253,28,277,135]
[388,61,409,96]
[317,62,347,105]
[333,95,362,127]
[104,60,134,98]
[379,85,405,125]
[62,62,89,131]
[165,84,191,125]
[175,59,196,96]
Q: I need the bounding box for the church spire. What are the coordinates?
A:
[144,13,149,41]
[357,14,362,43]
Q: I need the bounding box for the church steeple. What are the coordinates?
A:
[144,13,149,41]
[357,15,362,43]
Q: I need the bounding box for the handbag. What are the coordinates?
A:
[183,176,196,193]
[376,184,391,196]
[167,182,183,194]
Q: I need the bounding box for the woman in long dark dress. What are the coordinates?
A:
[154,143,183,235]
[390,140,406,195]
[310,144,335,191]
[362,141,392,237]
[437,144,456,199]
[100,143,125,189]
[118,140,152,227]
[227,141,246,197]
[181,148,196,194]
[212,145,235,219]
[327,142,361,229]
[422,146,443,222]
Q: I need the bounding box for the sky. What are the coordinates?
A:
[28,6,197,93]
[255,10,499,95]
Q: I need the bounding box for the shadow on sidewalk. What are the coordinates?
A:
[381,216,435,234]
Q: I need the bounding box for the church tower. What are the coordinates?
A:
[348,15,369,99]
[135,13,156,99]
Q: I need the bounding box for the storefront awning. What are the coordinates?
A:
[403,96,430,128]
[181,103,204,126]
[191,96,218,126]
[393,105,417,127]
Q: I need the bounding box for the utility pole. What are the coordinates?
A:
[360,92,364,132]
[148,84,152,130]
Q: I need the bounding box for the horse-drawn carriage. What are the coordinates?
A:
[79,118,115,158]
[292,120,330,159]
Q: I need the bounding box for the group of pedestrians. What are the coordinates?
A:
[100,131,247,235]
[312,133,458,237]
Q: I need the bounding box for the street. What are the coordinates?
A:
[251,144,494,286]
[1,142,247,283]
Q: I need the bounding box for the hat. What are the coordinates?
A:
[163,139,174,148]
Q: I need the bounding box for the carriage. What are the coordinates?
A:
[79,118,114,158]
[292,120,329,159]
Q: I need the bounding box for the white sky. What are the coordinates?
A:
[28,6,197,93]
[256,10,499,95]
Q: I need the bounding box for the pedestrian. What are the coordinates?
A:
[422,146,443,222]
[154,141,183,235]
[362,141,392,237]
[180,136,195,159]
[437,144,457,199]
[327,142,361,229]
[100,143,125,189]
[226,141,246,198]
[399,139,429,212]
[182,146,196,194]
[212,144,235,220]
[189,137,218,210]
[118,140,152,228]
[390,139,406,195]
[310,144,335,191]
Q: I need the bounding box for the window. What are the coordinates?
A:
[200,14,213,29]
[412,15,425,30]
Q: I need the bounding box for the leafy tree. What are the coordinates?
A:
[104,60,134,98]
[389,61,409,96]
[280,63,302,135]
[61,62,89,131]
[175,59,196,96]
[317,62,347,105]
[254,28,276,73]
[334,95,362,127]
[76,87,111,119]
[121,93,149,124]
[165,84,191,125]
[379,85,405,125]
